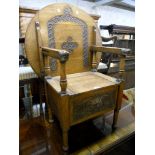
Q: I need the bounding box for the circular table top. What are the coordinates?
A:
[25,3,95,77]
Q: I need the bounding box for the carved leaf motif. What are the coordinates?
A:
[72,91,116,122]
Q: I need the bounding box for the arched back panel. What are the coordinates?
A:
[25,3,97,77]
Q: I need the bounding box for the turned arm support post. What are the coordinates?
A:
[91,49,97,72]
[119,54,126,80]
[35,21,69,94]
[42,47,69,94]
[90,45,130,80]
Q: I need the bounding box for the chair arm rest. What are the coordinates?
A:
[91,45,131,56]
[42,47,69,94]
[102,36,117,42]
[90,46,130,79]
[42,47,69,63]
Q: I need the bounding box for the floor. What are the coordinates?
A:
[19,96,135,155]
[103,136,135,155]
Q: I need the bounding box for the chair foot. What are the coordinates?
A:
[62,146,69,152]
[48,112,54,123]
[48,108,54,123]
[62,150,69,155]
[112,124,117,131]
[49,119,54,123]
[62,130,69,152]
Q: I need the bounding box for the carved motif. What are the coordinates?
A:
[72,90,116,122]
[47,7,88,70]
[61,36,78,53]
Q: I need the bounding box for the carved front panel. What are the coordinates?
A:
[72,90,116,122]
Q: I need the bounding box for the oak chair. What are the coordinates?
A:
[25,3,130,151]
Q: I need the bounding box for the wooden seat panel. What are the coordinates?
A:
[46,71,117,95]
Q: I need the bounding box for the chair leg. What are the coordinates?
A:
[23,84,33,119]
[112,109,119,130]
[62,130,69,152]
[112,80,124,130]
[48,108,54,123]
[44,80,54,123]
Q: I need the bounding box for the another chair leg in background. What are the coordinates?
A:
[39,81,44,117]
[23,83,33,119]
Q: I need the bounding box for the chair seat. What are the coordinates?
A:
[46,71,118,95]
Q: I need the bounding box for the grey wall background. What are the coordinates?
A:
[20,0,135,26]
[19,0,135,56]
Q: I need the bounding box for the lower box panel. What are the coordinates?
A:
[71,88,117,123]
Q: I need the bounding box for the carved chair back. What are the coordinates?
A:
[25,3,101,77]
